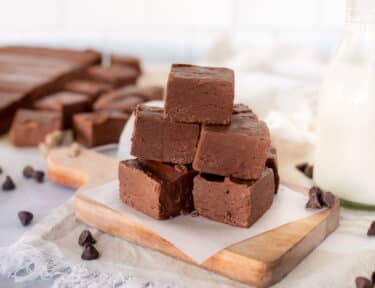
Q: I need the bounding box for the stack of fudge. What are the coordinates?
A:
[5,47,164,148]
[119,64,279,228]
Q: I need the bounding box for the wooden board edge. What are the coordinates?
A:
[74,193,339,287]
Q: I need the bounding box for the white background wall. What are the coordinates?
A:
[0,0,347,63]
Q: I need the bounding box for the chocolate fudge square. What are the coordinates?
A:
[193,105,271,180]
[266,145,280,193]
[110,54,142,76]
[106,85,164,101]
[62,80,112,101]
[73,111,129,148]
[119,159,197,219]
[93,92,144,113]
[9,109,62,147]
[85,65,138,87]
[193,168,275,228]
[34,91,91,128]
[0,91,24,134]
[131,105,200,164]
[164,64,234,124]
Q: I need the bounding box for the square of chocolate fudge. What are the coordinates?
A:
[85,65,138,87]
[193,168,275,228]
[63,80,112,101]
[103,85,164,102]
[130,105,200,164]
[164,64,234,124]
[266,145,279,193]
[9,109,62,147]
[110,54,142,76]
[93,91,144,113]
[73,111,129,148]
[119,159,197,219]
[193,104,270,180]
[34,91,91,128]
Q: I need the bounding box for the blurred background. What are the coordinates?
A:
[0,0,345,63]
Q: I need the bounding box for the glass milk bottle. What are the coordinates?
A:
[315,0,375,208]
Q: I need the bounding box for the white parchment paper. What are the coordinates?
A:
[79,180,320,264]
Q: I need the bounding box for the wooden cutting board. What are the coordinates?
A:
[47,147,340,288]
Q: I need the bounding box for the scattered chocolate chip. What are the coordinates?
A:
[355,277,373,288]
[0,166,3,174]
[191,210,199,217]
[23,166,34,178]
[32,170,45,183]
[78,230,96,246]
[322,191,335,208]
[296,162,308,173]
[2,176,16,191]
[18,211,33,226]
[81,244,99,260]
[296,162,314,179]
[304,165,314,179]
[306,186,336,210]
[367,221,375,236]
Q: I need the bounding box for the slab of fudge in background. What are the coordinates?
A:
[193,168,275,228]
[119,159,197,219]
[62,80,112,102]
[266,146,280,193]
[0,91,24,134]
[9,109,62,146]
[193,104,270,180]
[110,54,142,76]
[34,91,91,128]
[93,93,144,113]
[73,111,129,148]
[84,65,138,87]
[164,64,234,124]
[131,105,200,164]
[0,46,101,134]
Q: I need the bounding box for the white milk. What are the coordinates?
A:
[315,1,375,206]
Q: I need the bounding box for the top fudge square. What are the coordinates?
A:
[164,64,234,124]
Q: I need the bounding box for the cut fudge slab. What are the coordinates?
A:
[62,80,112,101]
[193,105,271,180]
[193,168,275,228]
[93,92,144,113]
[164,64,234,124]
[266,145,280,193]
[9,109,62,147]
[131,105,200,164]
[85,65,138,87]
[73,111,129,148]
[110,54,142,76]
[0,91,24,134]
[34,91,91,128]
[119,159,197,219]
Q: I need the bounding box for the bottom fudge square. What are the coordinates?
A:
[193,104,271,180]
[9,109,62,147]
[193,168,275,228]
[119,159,197,219]
[131,105,200,164]
[73,111,129,148]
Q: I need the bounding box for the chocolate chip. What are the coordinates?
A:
[2,176,15,191]
[18,211,33,226]
[304,165,314,179]
[367,221,375,236]
[32,170,45,183]
[0,167,3,174]
[355,277,373,288]
[78,230,96,246]
[23,166,34,178]
[322,191,335,208]
[81,244,99,260]
[296,162,308,173]
[306,186,323,209]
